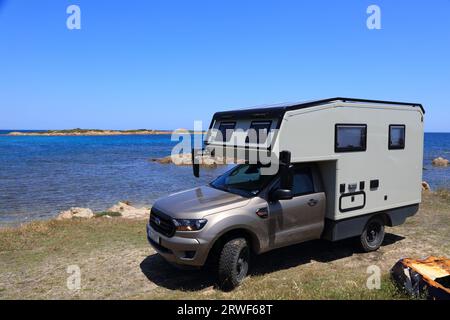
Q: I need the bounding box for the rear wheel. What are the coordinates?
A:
[218,238,250,291]
[359,216,385,252]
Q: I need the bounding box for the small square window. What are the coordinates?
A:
[217,122,236,142]
[248,120,272,144]
[389,125,405,149]
[335,124,367,152]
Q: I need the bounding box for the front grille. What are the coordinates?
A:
[150,207,176,237]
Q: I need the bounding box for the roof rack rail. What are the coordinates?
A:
[213,97,425,121]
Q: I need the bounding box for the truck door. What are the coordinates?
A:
[268,164,326,248]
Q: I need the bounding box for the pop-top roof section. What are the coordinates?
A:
[212,97,425,121]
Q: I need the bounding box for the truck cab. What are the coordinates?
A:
[147,98,424,290]
[148,161,327,290]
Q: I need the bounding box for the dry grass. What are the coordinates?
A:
[0,190,449,300]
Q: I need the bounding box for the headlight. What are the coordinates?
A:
[172,219,207,231]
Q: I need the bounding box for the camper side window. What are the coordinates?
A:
[335,124,367,152]
[389,125,405,150]
[218,122,236,142]
[248,120,272,144]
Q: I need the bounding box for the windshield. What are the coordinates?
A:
[210,164,275,197]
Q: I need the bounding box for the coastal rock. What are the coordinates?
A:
[107,202,150,220]
[202,157,216,167]
[56,203,149,221]
[151,153,240,168]
[56,210,73,220]
[422,181,431,191]
[154,156,172,164]
[57,207,94,220]
[432,157,449,167]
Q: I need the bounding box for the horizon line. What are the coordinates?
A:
[1,128,450,134]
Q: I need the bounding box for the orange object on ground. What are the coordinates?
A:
[391,256,450,300]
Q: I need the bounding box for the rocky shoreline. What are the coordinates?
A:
[6,128,204,136]
[150,153,243,168]
[1,180,444,227]
[56,201,150,221]
[4,156,448,225]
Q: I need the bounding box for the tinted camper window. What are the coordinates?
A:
[291,167,314,196]
[249,120,272,144]
[218,122,236,142]
[335,124,367,152]
[389,125,405,149]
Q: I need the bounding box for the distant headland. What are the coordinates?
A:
[6,128,203,136]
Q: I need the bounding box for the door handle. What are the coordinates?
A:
[308,199,318,207]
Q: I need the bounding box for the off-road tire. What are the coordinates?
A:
[218,238,250,291]
[359,216,385,252]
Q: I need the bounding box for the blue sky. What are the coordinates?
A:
[0,0,449,131]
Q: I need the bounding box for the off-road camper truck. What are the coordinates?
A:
[147,98,424,290]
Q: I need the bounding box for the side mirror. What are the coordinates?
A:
[271,189,293,201]
[279,150,291,166]
[192,148,200,178]
[279,150,293,190]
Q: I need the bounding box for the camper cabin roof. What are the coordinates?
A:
[205,97,424,159]
[211,97,425,123]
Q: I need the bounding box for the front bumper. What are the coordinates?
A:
[146,223,210,267]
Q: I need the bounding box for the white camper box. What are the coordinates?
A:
[204,98,424,241]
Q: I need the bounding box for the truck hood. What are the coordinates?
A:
[152,185,250,219]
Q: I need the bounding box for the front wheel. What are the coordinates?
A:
[359,216,385,252]
[218,238,250,291]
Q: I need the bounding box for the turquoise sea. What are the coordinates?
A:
[0,131,449,225]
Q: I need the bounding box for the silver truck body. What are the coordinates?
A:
[147,98,424,287]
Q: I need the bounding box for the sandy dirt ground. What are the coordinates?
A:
[0,190,448,299]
